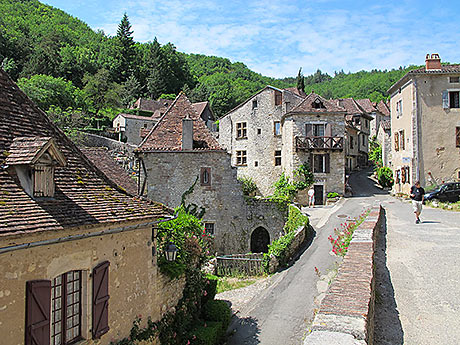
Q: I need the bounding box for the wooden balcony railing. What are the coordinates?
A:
[295,136,344,151]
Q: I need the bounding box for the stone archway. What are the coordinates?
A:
[250,226,270,253]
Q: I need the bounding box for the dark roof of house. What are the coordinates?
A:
[290,92,346,113]
[355,99,376,113]
[388,64,460,93]
[336,98,373,120]
[0,69,171,237]
[116,113,157,121]
[81,147,138,196]
[283,87,307,98]
[376,100,390,116]
[5,137,63,165]
[192,101,208,117]
[131,98,173,112]
[137,93,223,152]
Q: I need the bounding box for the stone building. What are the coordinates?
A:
[113,112,159,145]
[283,92,347,205]
[345,116,360,173]
[218,86,305,195]
[389,54,460,194]
[377,119,391,167]
[0,69,181,345]
[136,93,285,255]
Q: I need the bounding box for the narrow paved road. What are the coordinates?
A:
[225,169,386,345]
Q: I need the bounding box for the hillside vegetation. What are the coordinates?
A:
[0,0,421,128]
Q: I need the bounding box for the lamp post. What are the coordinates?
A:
[165,242,178,262]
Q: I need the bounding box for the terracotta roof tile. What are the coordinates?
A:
[283,87,307,98]
[355,99,376,113]
[291,92,346,113]
[0,69,171,237]
[5,136,52,165]
[411,64,460,74]
[131,98,173,112]
[376,100,390,116]
[337,98,365,115]
[137,93,223,152]
[116,113,157,121]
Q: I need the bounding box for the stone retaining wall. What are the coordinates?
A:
[304,205,383,345]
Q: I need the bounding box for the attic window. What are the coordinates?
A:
[252,100,258,109]
[312,99,325,109]
[33,161,55,197]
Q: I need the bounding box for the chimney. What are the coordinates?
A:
[182,115,193,150]
[425,53,441,70]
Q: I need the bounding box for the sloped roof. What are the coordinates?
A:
[81,147,138,196]
[356,99,376,113]
[284,87,307,98]
[290,92,346,113]
[116,113,157,121]
[376,100,390,116]
[132,98,173,112]
[137,93,223,152]
[5,136,65,166]
[0,69,171,236]
[338,98,365,115]
[192,101,208,117]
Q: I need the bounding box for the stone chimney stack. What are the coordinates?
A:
[425,53,441,70]
[182,115,193,150]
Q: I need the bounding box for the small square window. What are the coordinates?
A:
[274,121,281,136]
[204,223,215,235]
[257,128,262,135]
[275,150,281,166]
[449,91,460,108]
[449,76,460,83]
[236,151,247,166]
[255,161,259,167]
[252,100,258,109]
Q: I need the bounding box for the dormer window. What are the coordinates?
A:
[312,98,325,109]
[5,137,66,198]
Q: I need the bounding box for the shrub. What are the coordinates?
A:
[203,300,231,338]
[238,176,258,196]
[327,192,340,199]
[293,163,314,190]
[376,167,394,188]
[269,173,297,211]
[190,321,222,345]
[202,275,218,305]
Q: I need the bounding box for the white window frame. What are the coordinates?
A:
[396,100,402,118]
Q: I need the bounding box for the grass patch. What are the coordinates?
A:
[216,276,260,293]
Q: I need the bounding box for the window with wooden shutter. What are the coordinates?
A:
[92,261,110,339]
[394,132,399,151]
[456,127,460,148]
[325,154,330,173]
[34,165,55,198]
[399,130,405,150]
[26,280,51,345]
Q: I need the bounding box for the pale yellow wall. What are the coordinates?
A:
[390,80,415,194]
[0,221,171,345]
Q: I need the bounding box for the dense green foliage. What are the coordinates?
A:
[202,300,232,339]
[238,176,258,196]
[263,206,309,272]
[377,167,394,188]
[369,137,383,168]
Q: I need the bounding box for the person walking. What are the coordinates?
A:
[410,180,425,224]
[308,186,315,208]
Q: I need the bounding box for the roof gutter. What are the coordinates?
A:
[0,213,178,255]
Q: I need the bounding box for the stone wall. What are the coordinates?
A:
[0,220,182,345]
[304,205,383,345]
[79,131,137,155]
[138,150,286,254]
[218,87,304,196]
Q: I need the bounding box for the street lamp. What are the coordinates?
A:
[165,242,178,262]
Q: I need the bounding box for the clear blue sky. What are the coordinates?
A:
[43,0,460,78]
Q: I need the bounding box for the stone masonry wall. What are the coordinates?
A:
[304,205,383,345]
[139,150,286,254]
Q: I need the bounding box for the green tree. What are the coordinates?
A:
[82,68,122,111]
[114,13,136,82]
[121,74,142,107]
[296,67,305,93]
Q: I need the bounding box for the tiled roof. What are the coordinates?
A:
[81,148,138,196]
[6,137,55,165]
[284,87,307,98]
[137,93,223,152]
[355,99,376,113]
[192,101,208,117]
[0,69,171,236]
[376,100,390,116]
[337,98,365,115]
[132,98,173,112]
[116,113,157,121]
[290,92,346,113]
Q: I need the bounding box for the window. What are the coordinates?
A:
[313,124,325,137]
[236,122,247,139]
[204,223,215,235]
[274,91,282,105]
[394,132,400,151]
[350,136,354,150]
[312,99,325,109]
[449,91,460,108]
[312,154,330,173]
[257,128,262,135]
[456,127,460,148]
[143,123,148,128]
[362,135,366,146]
[274,121,281,136]
[236,151,247,166]
[34,164,55,198]
[354,117,360,125]
[200,167,211,186]
[252,99,258,109]
[275,150,281,166]
[449,76,460,83]
[255,161,259,167]
[396,100,402,117]
[51,271,82,345]
[399,130,405,150]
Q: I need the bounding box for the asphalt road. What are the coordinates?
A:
[226,169,386,345]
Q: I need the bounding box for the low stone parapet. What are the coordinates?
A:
[304,205,383,345]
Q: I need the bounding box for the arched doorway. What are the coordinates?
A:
[251,227,270,253]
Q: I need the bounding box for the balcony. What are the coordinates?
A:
[295,136,344,151]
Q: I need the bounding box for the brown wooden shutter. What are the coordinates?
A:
[92,261,110,339]
[25,280,51,345]
[400,130,405,150]
[456,127,460,147]
[306,124,313,137]
[325,154,330,173]
[394,132,399,151]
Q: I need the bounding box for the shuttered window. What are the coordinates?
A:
[456,127,460,148]
[34,165,55,198]
[92,261,110,339]
[394,132,399,151]
[274,91,282,105]
[26,280,51,345]
[399,130,405,150]
[312,154,330,173]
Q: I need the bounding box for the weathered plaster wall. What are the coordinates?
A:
[0,221,179,345]
[139,150,286,254]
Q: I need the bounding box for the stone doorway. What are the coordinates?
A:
[314,185,324,205]
[250,227,270,253]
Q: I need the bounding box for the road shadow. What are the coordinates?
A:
[374,209,404,345]
[348,168,389,197]
[226,313,261,345]
[420,220,441,224]
[277,225,316,273]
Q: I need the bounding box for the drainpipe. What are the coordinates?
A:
[413,79,421,182]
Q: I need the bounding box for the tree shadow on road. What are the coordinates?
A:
[348,168,389,197]
[374,209,404,345]
[276,225,316,273]
[226,313,261,345]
